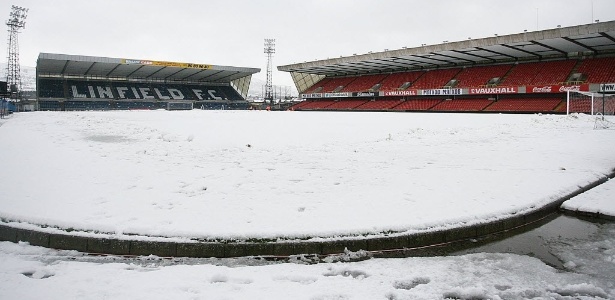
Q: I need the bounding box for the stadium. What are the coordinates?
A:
[1,19,615,253]
[2,12,615,298]
[280,21,615,115]
[0,21,610,115]
[34,53,259,111]
[4,21,611,117]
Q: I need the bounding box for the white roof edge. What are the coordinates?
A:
[37,53,260,74]
[278,20,615,71]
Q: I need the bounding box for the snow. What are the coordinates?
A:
[562,178,615,217]
[1,110,615,299]
[0,111,614,241]
[1,240,614,300]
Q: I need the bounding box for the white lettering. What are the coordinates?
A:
[140,87,155,99]
[88,86,96,98]
[470,87,516,94]
[71,85,86,98]
[324,92,351,98]
[168,89,185,100]
[421,89,462,96]
[384,90,416,96]
[559,85,580,92]
[116,87,128,99]
[193,89,204,100]
[532,86,552,93]
[131,87,141,99]
[154,88,170,100]
[208,90,222,100]
[601,83,615,92]
[301,93,323,98]
[97,86,114,98]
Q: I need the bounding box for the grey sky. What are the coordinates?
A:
[2,0,614,91]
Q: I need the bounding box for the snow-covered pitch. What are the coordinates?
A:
[1,110,615,299]
[0,111,614,242]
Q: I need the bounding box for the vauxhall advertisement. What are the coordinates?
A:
[301,84,598,99]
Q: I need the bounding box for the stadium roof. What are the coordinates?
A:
[278,21,615,77]
[37,53,260,83]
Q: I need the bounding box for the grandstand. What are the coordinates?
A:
[36,53,260,111]
[280,21,615,114]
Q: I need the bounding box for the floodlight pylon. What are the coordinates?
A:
[5,5,28,99]
[264,38,275,106]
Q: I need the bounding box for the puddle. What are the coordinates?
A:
[453,214,609,269]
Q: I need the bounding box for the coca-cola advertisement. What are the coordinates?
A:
[526,84,589,93]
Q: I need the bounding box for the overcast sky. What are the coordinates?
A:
[2,0,614,90]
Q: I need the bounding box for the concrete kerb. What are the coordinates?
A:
[0,224,17,242]
[50,233,88,252]
[556,169,615,221]
[16,229,50,247]
[321,239,368,255]
[556,170,615,221]
[366,235,409,251]
[130,240,177,257]
[560,209,615,221]
[1,170,613,258]
[87,238,131,255]
[176,242,224,258]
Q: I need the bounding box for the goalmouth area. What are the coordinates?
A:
[1,111,614,257]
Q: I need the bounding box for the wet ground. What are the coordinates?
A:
[454,213,615,271]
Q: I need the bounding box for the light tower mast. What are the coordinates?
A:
[264,38,275,107]
[5,5,28,99]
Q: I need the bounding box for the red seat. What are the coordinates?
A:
[325,100,370,110]
[575,57,615,83]
[410,68,462,89]
[296,100,337,110]
[341,74,388,92]
[303,77,357,93]
[430,99,493,111]
[454,65,513,88]
[501,61,576,86]
[485,98,561,112]
[391,99,442,111]
[355,100,403,110]
[378,71,425,91]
